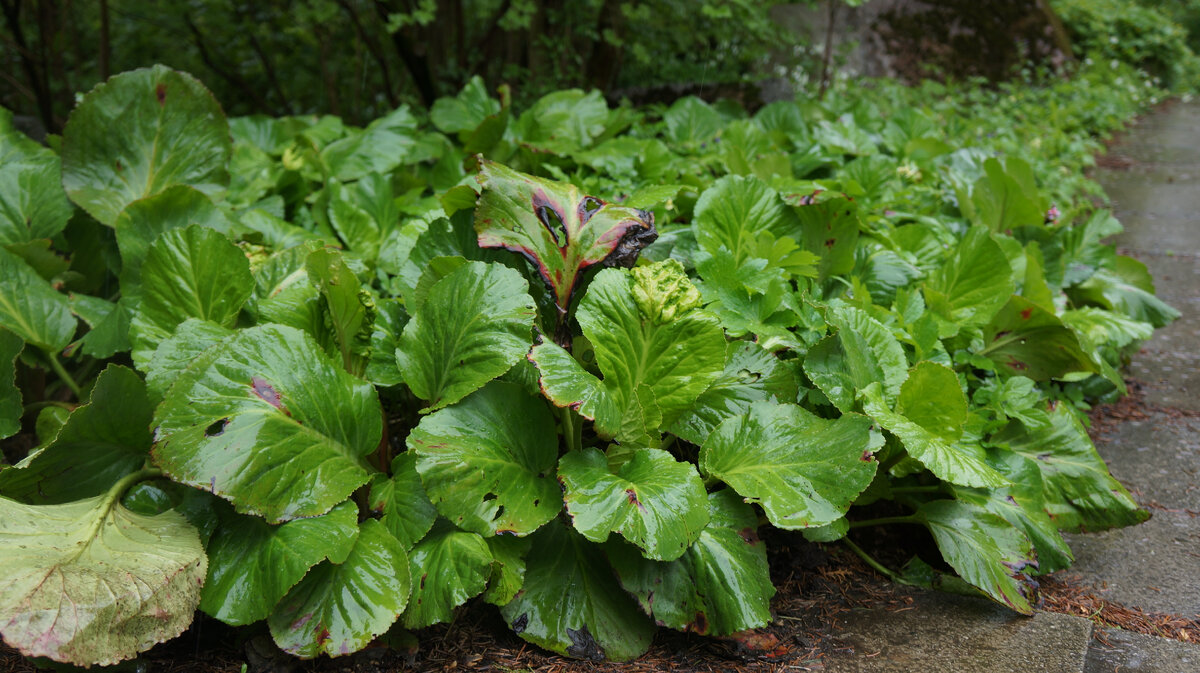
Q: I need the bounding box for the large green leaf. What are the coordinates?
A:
[0,329,21,439]
[0,247,76,352]
[699,400,876,529]
[407,381,560,537]
[0,149,73,246]
[482,535,530,606]
[0,485,206,666]
[608,489,774,636]
[499,520,655,661]
[367,452,437,550]
[200,501,359,626]
[980,295,1101,380]
[993,407,1146,532]
[969,157,1044,232]
[401,522,493,629]
[319,108,419,181]
[860,363,1008,488]
[668,341,798,446]
[114,185,233,296]
[794,194,860,281]
[953,451,1074,575]
[268,519,410,658]
[559,448,709,561]
[804,302,907,413]
[1069,256,1180,328]
[153,324,382,523]
[61,65,230,226]
[305,247,376,377]
[530,261,725,445]
[397,261,535,410]
[430,75,501,134]
[0,365,151,503]
[130,225,253,366]
[918,500,1038,614]
[512,89,608,153]
[663,96,723,146]
[143,318,233,400]
[693,174,799,262]
[475,160,657,312]
[924,226,1014,331]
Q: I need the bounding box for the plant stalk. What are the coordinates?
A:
[44,350,82,399]
[848,514,920,529]
[561,406,582,454]
[841,537,908,584]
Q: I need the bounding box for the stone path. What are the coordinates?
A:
[824,101,1200,672]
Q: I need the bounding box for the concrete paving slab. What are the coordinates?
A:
[1092,412,1200,511]
[1101,176,1200,224]
[1085,627,1200,673]
[1110,215,1200,256]
[823,591,1093,673]
[1064,511,1200,617]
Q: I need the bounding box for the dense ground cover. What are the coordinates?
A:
[0,54,1181,668]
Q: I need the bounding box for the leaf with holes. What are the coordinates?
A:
[152,324,381,523]
[699,401,876,529]
[268,519,410,658]
[407,381,560,537]
[559,448,709,561]
[475,160,657,313]
[499,520,655,661]
[608,489,774,636]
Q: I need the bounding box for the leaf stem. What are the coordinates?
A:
[841,537,908,584]
[44,350,83,400]
[561,406,581,454]
[848,514,921,529]
[22,400,75,414]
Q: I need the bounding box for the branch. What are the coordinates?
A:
[182,12,271,114]
[1,0,55,131]
[336,0,398,108]
[372,0,437,106]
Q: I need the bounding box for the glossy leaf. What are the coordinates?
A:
[669,341,798,446]
[608,489,774,636]
[531,262,725,445]
[482,535,530,606]
[407,381,560,536]
[0,247,76,352]
[131,225,253,366]
[475,160,657,312]
[268,519,410,658]
[115,185,233,296]
[0,329,20,439]
[200,501,360,626]
[924,226,1015,330]
[559,448,709,561]
[402,522,492,629]
[860,363,1009,488]
[499,520,655,661]
[367,452,438,550]
[700,400,876,529]
[61,65,230,226]
[143,318,233,400]
[0,365,151,503]
[0,148,73,246]
[918,499,1038,614]
[153,324,382,523]
[1070,256,1180,328]
[804,302,907,413]
[693,174,799,263]
[980,295,1101,380]
[397,261,535,410]
[993,407,1146,532]
[306,247,376,377]
[794,194,860,281]
[0,489,206,666]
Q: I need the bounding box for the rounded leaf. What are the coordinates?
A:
[152,323,382,523]
[402,523,493,629]
[268,519,410,658]
[397,261,535,410]
[61,65,230,226]
[559,448,709,561]
[408,381,560,537]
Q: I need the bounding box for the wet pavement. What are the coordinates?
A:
[824,101,1200,672]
